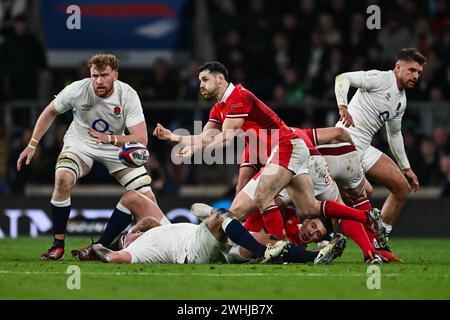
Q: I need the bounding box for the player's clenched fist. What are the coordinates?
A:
[153,123,172,140]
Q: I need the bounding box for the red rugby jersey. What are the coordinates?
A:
[208,84,297,144]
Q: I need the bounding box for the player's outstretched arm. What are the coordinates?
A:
[17,100,59,171]
[201,118,244,152]
[153,121,222,146]
[177,119,242,158]
[315,127,354,145]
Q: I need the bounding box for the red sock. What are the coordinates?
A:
[352,197,375,245]
[364,227,375,247]
[244,210,264,232]
[261,206,284,240]
[321,201,368,224]
[352,197,373,211]
[339,220,376,255]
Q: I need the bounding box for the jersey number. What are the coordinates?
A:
[91,119,113,135]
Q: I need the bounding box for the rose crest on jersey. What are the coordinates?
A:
[114,106,121,116]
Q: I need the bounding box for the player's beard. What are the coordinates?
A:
[94,84,113,97]
[200,87,219,100]
[406,79,417,89]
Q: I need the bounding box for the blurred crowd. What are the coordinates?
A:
[1,0,450,196]
[206,0,450,103]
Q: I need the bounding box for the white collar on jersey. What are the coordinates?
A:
[219,82,235,103]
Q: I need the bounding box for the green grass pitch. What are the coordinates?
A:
[0,237,449,300]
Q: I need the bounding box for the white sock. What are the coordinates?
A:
[116,201,132,214]
[51,198,71,207]
[221,215,235,231]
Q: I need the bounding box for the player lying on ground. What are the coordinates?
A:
[71,189,171,261]
[191,204,333,263]
[91,191,346,265]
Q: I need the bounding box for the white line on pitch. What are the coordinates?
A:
[1,270,448,277]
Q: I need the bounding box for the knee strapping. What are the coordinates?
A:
[119,167,152,193]
[55,154,82,180]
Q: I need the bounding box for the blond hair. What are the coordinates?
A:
[87,53,119,71]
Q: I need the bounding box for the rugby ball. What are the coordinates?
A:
[118,142,149,168]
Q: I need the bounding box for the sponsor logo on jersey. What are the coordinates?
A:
[114,106,121,116]
[378,111,390,122]
[229,103,243,108]
[81,104,93,111]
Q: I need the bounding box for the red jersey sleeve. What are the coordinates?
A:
[304,128,318,146]
[208,103,223,124]
[283,207,302,246]
[225,91,252,119]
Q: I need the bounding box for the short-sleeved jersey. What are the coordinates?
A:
[303,128,318,146]
[208,83,297,147]
[336,70,407,149]
[303,127,358,155]
[54,78,145,150]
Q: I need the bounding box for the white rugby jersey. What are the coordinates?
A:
[130,223,199,263]
[335,70,410,169]
[54,78,145,149]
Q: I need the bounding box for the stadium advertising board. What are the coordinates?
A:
[1,197,450,238]
[0,207,200,238]
[42,0,190,67]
